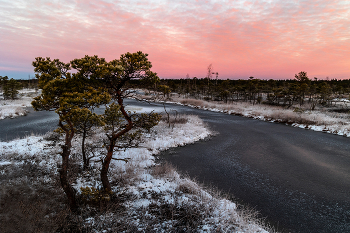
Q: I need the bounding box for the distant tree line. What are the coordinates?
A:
[131,71,350,109]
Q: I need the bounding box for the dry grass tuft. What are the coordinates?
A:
[151,161,177,178]
[176,178,201,196]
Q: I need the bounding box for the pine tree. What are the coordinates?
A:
[3,78,21,100]
[71,52,160,193]
[32,57,110,212]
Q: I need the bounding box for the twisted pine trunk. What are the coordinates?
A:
[59,120,78,212]
[101,143,115,192]
[82,129,88,170]
[101,93,133,193]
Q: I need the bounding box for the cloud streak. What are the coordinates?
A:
[0,0,349,79]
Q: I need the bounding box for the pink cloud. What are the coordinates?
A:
[0,0,350,80]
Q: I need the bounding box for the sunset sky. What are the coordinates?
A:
[1,0,349,80]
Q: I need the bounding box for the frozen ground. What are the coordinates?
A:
[0,89,39,119]
[0,108,270,232]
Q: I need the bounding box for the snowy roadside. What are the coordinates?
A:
[147,95,350,138]
[0,89,39,119]
[0,114,271,232]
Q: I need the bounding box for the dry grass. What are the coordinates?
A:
[164,96,350,137]
[151,161,177,178]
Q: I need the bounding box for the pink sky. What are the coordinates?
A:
[1,0,350,80]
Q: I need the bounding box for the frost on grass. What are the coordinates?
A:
[0,114,270,233]
[163,96,350,138]
[0,89,39,119]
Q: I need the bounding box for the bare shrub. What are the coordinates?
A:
[170,115,188,124]
[161,113,188,128]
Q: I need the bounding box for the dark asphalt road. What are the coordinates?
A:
[1,100,350,232]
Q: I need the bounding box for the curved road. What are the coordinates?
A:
[1,100,350,232]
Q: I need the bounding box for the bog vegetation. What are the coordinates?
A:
[133,71,350,110]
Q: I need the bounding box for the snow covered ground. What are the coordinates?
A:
[0,88,39,119]
[3,88,349,232]
[0,103,271,232]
